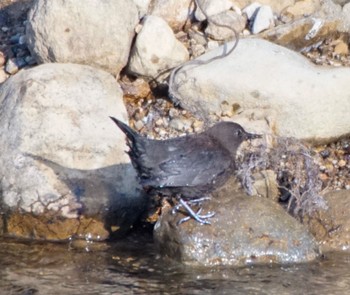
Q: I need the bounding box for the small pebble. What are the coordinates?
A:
[338,159,346,167]
[134,120,144,131]
[155,118,163,126]
[320,149,330,159]
[168,108,179,118]
[5,58,19,75]
[18,35,26,45]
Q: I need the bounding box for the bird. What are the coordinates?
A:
[110,117,261,224]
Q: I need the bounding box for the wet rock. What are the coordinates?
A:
[195,0,233,21]
[306,190,350,252]
[128,15,189,79]
[250,5,275,34]
[6,213,110,241]
[0,63,144,241]
[205,10,247,40]
[154,177,319,266]
[169,38,350,143]
[26,0,138,76]
[150,0,195,32]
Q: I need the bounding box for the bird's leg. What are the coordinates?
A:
[176,197,215,225]
[172,196,211,214]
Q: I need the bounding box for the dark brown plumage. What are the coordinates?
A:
[110,117,261,224]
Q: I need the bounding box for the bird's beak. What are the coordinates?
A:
[245,132,262,140]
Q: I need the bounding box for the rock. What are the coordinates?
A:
[0,68,7,83]
[235,0,295,14]
[205,10,247,40]
[0,63,144,241]
[333,39,349,55]
[5,57,19,74]
[333,0,350,5]
[150,0,195,32]
[154,177,319,266]
[195,0,233,21]
[251,170,279,201]
[0,51,5,66]
[261,16,340,50]
[250,5,275,34]
[26,0,138,76]
[169,38,350,142]
[242,2,262,20]
[120,77,151,100]
[306,190,350,251]
[280,0,321,20]
[127,15,189,80]
[133,0,151,18]
[341,2,350,31]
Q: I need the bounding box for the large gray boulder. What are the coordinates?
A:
[170,38,350,143]
[0,63,144,241]
[26,0,139,76]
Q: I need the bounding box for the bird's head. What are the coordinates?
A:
[207,122,262,154]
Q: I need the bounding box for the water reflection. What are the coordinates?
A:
[1,233,350,295]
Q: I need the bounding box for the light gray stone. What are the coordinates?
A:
[150,0,195,31]
[235,0,295,13]
[0,63,144,238]
[242,2,261,20]
[169,38,350,142]
[251,5,275,34]
[195,0,233,21]
[128,15,189,79]
[26,0,139,76]
[205,10,247,40]
[133,0,151,18]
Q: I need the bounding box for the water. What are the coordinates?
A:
[1,231,350,295]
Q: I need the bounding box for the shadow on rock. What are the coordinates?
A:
[3,154,147,241]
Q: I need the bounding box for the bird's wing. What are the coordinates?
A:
[140,136,232,188]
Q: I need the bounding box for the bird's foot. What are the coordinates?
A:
[172,196,211,214]
[176,198,215,225]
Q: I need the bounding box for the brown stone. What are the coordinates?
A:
[333,40,349,55]
[6,212,109,241]
[260,16,340,50]
[305,190,350,251]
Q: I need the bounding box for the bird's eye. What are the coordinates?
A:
[236,129,242,137]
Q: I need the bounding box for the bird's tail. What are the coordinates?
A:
[109,116,138,142]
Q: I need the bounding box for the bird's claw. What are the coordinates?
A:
[175,198,215,225]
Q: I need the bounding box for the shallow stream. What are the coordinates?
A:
[1,232,350,295]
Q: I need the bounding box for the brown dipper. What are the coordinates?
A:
[110,117,261,224]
